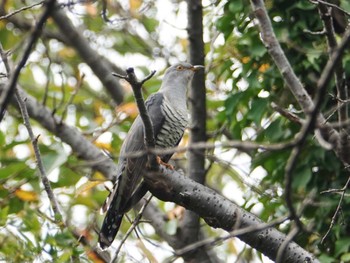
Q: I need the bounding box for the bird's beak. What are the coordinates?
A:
[191,65,205,72]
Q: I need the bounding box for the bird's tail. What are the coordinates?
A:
[98,210,124,249]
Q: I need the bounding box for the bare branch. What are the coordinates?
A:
[250,0,315,115]
[15,90,64,224]
[309,0,350,17]
[0,1,45,21]
[143,166,319,262]
[0,0,57,122]
[271,102,304,125]
[174,215,288,258]
[181,1,208,260]
[318,3,348,124]
[321,174,350,243]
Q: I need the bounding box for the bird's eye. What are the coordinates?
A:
[176,65,184,70]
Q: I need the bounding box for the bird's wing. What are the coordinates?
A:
[99,93,166,248]
[102,92,166,213]
[121,92,166,202]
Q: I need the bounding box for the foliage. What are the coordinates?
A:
[0,0,349,262]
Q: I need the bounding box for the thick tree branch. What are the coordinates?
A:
[143,166,319,263]
[50,6,125,105]
[179,1,209,262]
[250,0,350,168]
[250,0,315,115]
[0,84,117,179]
[251,0,350,238]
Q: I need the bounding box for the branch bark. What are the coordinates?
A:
[143,166,319,263]
[177,1,209,262]
[0,84,116,179]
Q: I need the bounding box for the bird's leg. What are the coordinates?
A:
[156,156,175,170]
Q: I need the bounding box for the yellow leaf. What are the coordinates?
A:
[86,250,105,263]
[130,0,142,11]
[15,189,38,202]
[179,38,188,49]
[94,141,113,152]
[76,180,102,196]
[116,102,139,119]
[84,3,98,16]
[241,56,250,64]
[58,47,76,58]
[93,171,106,180]
[258,63,270,73]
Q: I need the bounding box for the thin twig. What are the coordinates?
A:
[321,174,350,243]
[0,0,57,122]
[0,1,45,20]
[284,139,305,229]
[108,138,297,161]
[271,102,304,125]
[174,216,288,258]
[111,195,153,262]
[0,41,63,222]
[309,0,350,17]
[318,3,348,126]
[15,90,64,224]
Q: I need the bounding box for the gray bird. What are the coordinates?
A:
[99,63,204,249]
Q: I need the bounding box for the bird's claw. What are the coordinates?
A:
[156,156,175,170]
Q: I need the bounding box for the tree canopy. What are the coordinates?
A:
[0,0,350,262]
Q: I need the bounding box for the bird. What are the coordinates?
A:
[98,62,204,249]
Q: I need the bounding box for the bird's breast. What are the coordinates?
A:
[156,101,188,148]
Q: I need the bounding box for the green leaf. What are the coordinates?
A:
[264,119,284,141]
[0,206,9,226]
[341,253,350,262]
[335,238,350,257]
[225,92,244,119]
[0,162,28,179]
[143,17,159,32]
[292,166,312,190]
[228,1,243,13]
[41,149,68,176]
[247,98,267,125]
[318,254,336,263]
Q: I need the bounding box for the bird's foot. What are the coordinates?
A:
[157,156,175,170]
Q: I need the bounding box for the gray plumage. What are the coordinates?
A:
[98,63,203,249]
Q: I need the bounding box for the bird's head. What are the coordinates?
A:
[163,62,204,83]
